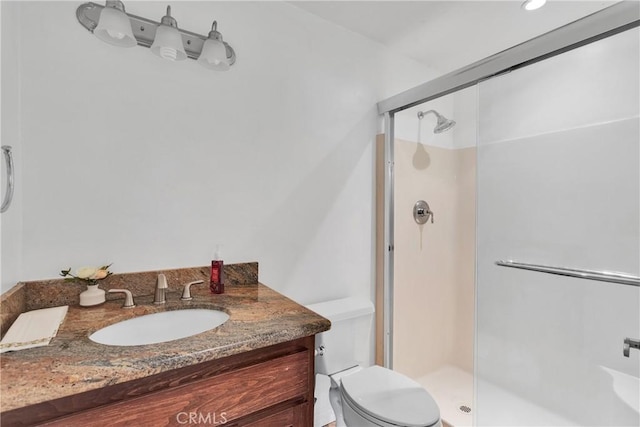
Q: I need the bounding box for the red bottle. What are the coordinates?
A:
[210,249,224,294]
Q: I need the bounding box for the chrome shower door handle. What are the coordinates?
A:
[623,337,640,357]
[1,146,14,213]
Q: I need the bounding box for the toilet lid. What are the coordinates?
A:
[341,366,440,427]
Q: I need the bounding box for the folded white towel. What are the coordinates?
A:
[0,306,68,353]
[314,373,336,427]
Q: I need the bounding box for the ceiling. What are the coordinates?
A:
[289,0,617,74]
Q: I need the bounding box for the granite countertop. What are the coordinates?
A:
[0,280,330,413]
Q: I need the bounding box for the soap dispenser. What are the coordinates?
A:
[210,246,224,294]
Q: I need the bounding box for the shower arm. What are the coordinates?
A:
[417,110,441,120]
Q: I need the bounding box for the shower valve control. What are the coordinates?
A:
[414,200,434,225]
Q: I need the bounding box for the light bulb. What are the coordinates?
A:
[149,6,187,61]
[160,47,178,61]
[106,29,126,40]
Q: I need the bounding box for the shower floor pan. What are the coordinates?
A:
[417,365,579,427]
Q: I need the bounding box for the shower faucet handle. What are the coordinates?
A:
[623,337,640,357]
[414,200,434,224]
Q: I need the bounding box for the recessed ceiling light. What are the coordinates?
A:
[522,0,547,11]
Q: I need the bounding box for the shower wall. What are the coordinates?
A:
[392,90,477,379]
[476,27,639,426]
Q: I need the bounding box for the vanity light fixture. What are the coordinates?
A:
[76,1,236,70]
[198,21,230,71]
[93,1,136,47]
[150,6,187,61]
[521,0,547,11]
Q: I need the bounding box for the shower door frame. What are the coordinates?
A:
[376,1,639,369]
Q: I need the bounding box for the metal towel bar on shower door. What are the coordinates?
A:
[495,260,640,287]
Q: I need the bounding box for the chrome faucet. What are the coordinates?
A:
[154,273,168,304]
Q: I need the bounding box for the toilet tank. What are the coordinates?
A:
[306,297,374,376]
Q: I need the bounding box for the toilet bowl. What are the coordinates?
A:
[307,297,442,427]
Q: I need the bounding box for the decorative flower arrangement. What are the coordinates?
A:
[60,264,113,286]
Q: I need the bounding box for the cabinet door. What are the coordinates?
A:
[42,352,309,427]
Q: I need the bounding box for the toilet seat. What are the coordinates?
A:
[340,366,440,427]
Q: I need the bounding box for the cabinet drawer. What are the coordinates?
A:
[44,351,309,426]
[242,402,309,427]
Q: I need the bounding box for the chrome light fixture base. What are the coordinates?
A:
[76,2,236,65]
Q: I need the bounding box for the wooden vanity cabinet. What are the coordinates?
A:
[2,336,316,427]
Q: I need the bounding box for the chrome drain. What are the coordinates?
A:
[459,405,472,414]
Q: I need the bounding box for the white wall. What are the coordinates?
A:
[0,1,436,303]
[476,28,639,426]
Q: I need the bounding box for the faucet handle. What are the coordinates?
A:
[154,274,169,305]
[156,273,168,289]
[181,280,204,301]
[108,289,136,308]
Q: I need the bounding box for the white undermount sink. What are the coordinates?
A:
[89,309,229,346]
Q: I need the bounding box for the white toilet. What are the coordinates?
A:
[307,297,442,427]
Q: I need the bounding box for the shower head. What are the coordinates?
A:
[417,110,456,134]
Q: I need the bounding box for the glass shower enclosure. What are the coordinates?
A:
[377,3,639,426]
[475,25,639,427]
